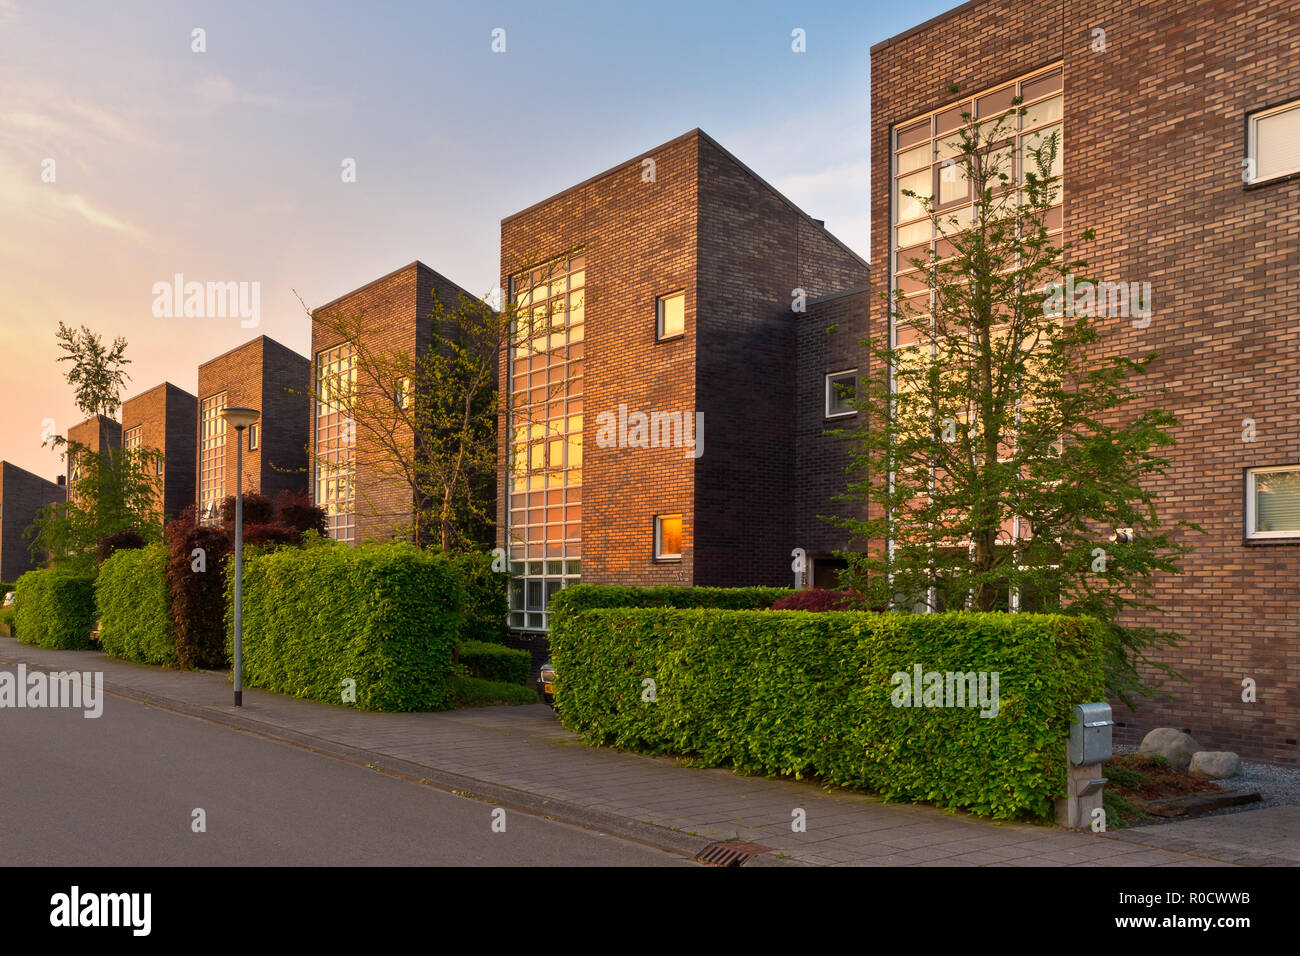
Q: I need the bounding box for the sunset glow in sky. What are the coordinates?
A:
[0,0,956,478]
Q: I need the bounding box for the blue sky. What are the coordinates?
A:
[0,0,957,476]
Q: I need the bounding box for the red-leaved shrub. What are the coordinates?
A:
[770,588,866,612]
[165,505,232,669]
[275,490,326,537]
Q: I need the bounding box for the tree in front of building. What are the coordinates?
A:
[837,93,1198,706]
[29,325,161,570]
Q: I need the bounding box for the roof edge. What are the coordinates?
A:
[870,0,989,53]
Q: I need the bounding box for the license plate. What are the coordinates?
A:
[543,683,554,694]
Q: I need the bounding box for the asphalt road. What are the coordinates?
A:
[0,666,694,866]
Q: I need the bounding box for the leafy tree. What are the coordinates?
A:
[27,440,163,572]
[836,93,1198,706]
[55,322,131,419]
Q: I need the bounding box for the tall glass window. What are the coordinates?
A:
[315,343,356,543]
[198,393,227,524]
[506,253,585,630]
[123,425,142,453]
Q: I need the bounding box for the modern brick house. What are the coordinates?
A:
[498,128,868,631]
[65,414,121,501]
[121,382,198,521]
[195,336,310,521]
[870,0,1300,762]
[0,462,65,582]
[310,261,492,544]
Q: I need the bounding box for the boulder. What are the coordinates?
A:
[1138,728,1202,771]
[1189,751,1242,780]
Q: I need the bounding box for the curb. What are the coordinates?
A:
[0,648,738,864]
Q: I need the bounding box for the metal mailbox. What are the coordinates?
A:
[1069,701,1113,766]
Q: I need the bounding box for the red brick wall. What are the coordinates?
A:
[499,131,701,586]
[66,415,121,500]
[196,336,309,511]
[311,261,490,544]
[871,0,1300,763]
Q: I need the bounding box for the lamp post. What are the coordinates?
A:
[221,406,260,707]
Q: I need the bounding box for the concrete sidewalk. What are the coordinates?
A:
[0,636,1269,867]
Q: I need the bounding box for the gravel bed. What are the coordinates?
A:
[1111,743,1300,821]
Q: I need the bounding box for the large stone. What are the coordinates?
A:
[1138,727,1202,771]
[1188,751,1242,780]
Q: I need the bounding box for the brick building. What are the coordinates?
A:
[195,336,310,520]
[870,0,1300,762]
[65,414,121,501]
[498,128,868,630]
[121,382,197,521]
[310,261,491,544]
[0,462,65,582]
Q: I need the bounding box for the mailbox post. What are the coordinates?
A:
[1056,702,1114,829]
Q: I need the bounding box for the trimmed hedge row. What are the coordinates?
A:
[458,639,530,685]
[549,605,1106,820]
[95,543,176,666]
[12,568,97,649]
[549,584,791,616]
[230,542,463,711]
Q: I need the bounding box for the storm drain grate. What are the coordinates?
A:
[695,841,772,867]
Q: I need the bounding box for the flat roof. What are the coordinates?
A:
[311,260,484,315]
[501,127,868,269]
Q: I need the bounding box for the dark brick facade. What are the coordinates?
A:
[196,336,310,509]
[121,382,197,521]
[310,261,492,544]
[0,462,64,582]
[871,0,1300,763]
[795,287,871,585]
[498,129,867,594]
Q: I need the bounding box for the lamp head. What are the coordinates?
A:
[222,406,260,430]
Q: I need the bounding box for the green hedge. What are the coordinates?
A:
[449,675,539,707]
[458,639,530,685]
[96,543,176,666]
[549,605,1105,820]
[451,552,509,643]
[548,584,791,616]
[229,542,463,711]
[12,568,98,649]
[0,605,15,637]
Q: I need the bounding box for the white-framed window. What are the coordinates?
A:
[155,455,164,476]
[1246,464,1300,540]
[656,292,685,340]
[248,423,259,450]
[123,425,142,452]
[1246,100,1300,185]
[654,513,683,560]
[825,369,858,418]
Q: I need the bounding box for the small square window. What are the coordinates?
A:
[1246,465,1300,540]
[654,514,682,560]
[1247,100,1300,185]
[656,292,685,340]
[248,424,259,450]
[825,369,858,418]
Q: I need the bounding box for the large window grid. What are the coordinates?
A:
[889,65,1065,612]
[198,393,227,524]
[506,253,585,630]
[315,343,357,544]
[123,425,142,453]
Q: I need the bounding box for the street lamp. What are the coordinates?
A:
[222,406,260,707]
